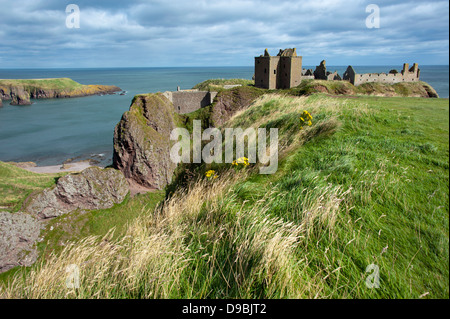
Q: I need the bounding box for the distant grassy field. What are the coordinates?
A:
[1,94,448,299]
[193,78,254,91]
[0,78,84,91]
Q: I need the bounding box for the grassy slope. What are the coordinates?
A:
[1,94,447,298]
[224,95,449,298]
[0,162,64,212]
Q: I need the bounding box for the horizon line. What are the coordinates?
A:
[0,64,449,70]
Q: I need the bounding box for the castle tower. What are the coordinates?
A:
[254,48,302,89]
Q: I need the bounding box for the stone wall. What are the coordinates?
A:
[164,90,218,114]
[344,63,420,86]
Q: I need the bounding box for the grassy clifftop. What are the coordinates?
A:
[1,92,448,298]
[193,78,440,98]
[192,78,254,91]
[0,78,84,91]
[0,78,121,105]
[288,79,439,98]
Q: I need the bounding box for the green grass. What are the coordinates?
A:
[193,78,254,91]
[169,95,448,298]
[226,95,449,297]
[0,162,64,212]
[37,190,165,256]
[1,94,448,299]
[287,79,439,98]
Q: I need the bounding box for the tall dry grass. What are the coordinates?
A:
[1,165,352,298]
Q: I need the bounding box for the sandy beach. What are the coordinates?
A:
[22,161,100,174]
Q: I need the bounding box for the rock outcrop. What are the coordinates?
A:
[0,97,2,107]
[24,167,129,219]
[0,211,42,273]
[10,86,32,105]
[113,93,177,190]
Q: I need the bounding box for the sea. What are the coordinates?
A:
[0,66,448,167]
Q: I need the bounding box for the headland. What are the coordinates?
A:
[0,78,121,105]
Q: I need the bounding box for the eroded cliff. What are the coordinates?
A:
[113,93,178,191]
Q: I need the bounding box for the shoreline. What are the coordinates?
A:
[11,160,103,174]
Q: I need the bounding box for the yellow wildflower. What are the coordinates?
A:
[205,170,217,178]
[300,110,313,128]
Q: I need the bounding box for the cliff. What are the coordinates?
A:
[0,78,121,105]
[113,93,178,191]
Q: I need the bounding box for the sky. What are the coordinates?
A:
[0,0,448,68]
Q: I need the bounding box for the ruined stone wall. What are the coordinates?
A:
[164,91,217,114]
[344,63,420,86]
[353,73,404,86]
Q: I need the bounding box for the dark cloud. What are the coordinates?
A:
[0,0,447,67]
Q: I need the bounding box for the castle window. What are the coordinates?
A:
[274,70,276,74]
[264,68,267,74]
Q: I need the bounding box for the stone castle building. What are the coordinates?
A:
[255,48,420,89]
[254,48,303,89]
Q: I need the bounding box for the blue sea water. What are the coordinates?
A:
[0,66,448,166]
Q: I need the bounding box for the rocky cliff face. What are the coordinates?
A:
[113,93,178,191]
[0,86,32,105]
[24,167,129,220]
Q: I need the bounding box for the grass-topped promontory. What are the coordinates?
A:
[0,78,84,91]
[0,78,121,105]
[1,90,447,298]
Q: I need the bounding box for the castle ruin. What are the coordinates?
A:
[255,48,420,88]
[163,87,218,114]
[164,50,421,116]
[343,63,420,86]
[254,48,303,89]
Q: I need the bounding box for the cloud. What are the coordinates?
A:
[0,0,447,67]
